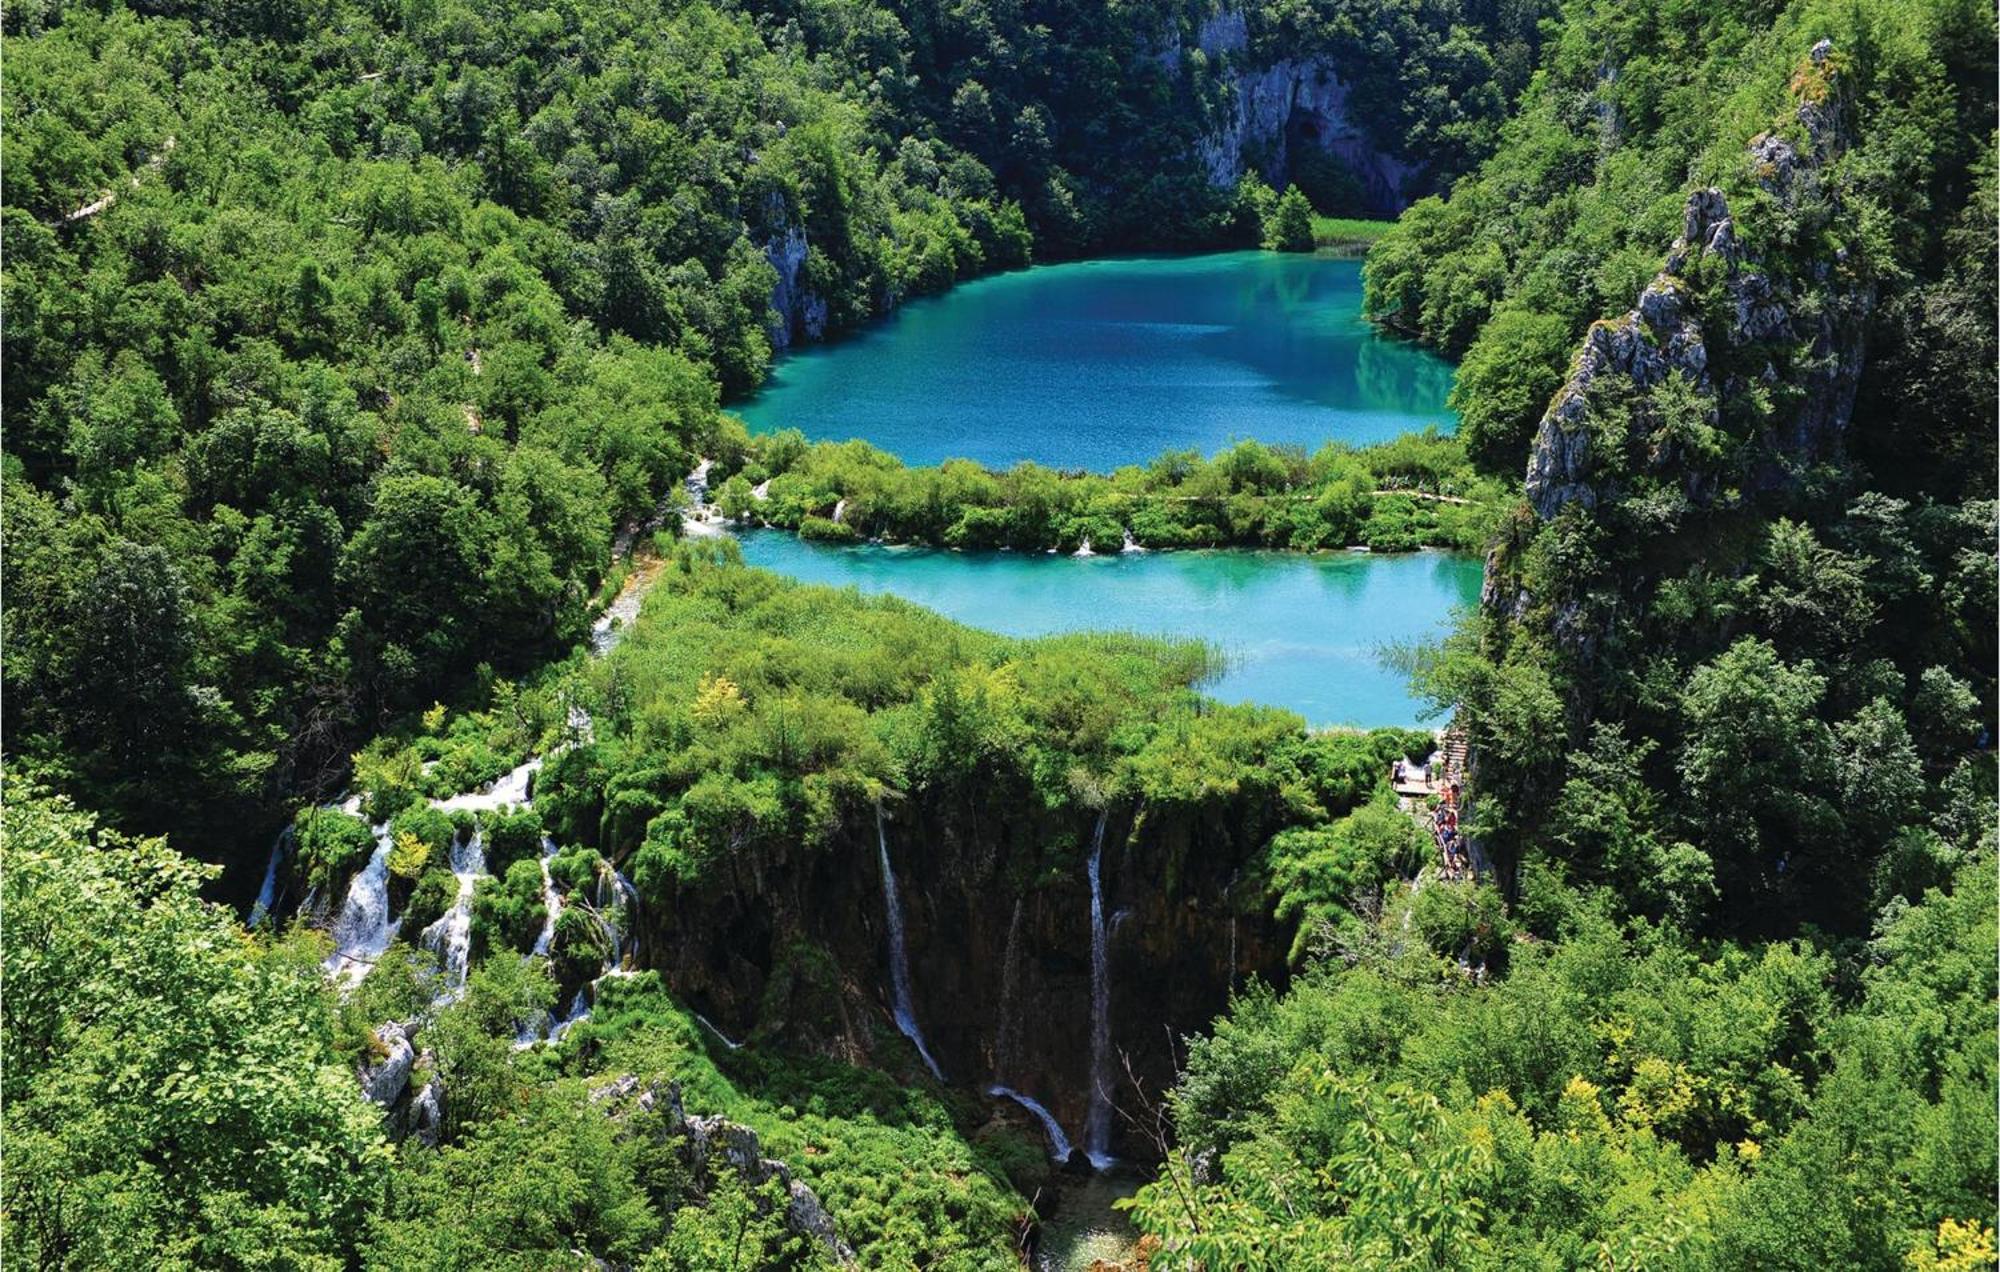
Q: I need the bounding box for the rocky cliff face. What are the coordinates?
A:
[1177,8,1418,215]
[1469,39,1875,878]
[592,1075,857,1267]
[640,794,1287,1165]
[761,195,829,354]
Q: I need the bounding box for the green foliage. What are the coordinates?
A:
[1447,308,1574,473]
[1134,860,1997,1268]
[472,856,553,959]
[3,788,387,1268]
[293,806,377,892]
[737,431,1500,554]
[1262,185,1317,253]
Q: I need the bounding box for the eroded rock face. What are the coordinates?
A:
[360,1021,416,1107]
[1196,55,1419,214]
[591,1076,858,1267]
[762,196,829,353]
[644,798,1288,1164]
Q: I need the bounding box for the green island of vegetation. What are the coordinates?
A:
[707,429,1504,553]
[2,0,1994,1268]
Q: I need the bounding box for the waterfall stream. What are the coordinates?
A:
[694,1012,745,1051]
[989,1085,1076,1162]
[1083,810,1115,1168]
[531,837,562,957]
[325,827,398,985]
[994,896,1025,1080]
[875,804,943,1079]
[248,828,290,927]
[419,830,486,995]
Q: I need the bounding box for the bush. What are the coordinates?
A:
[294,807,376,892]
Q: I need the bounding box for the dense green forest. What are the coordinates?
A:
[1,0,1543,861]
[2,0,1994,1268]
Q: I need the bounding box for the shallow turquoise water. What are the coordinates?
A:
[735,532,1480,727]
[736,252,1456,471]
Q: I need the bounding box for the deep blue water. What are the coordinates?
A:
[736,252,1456,471]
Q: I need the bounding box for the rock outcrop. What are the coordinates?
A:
[1523,38,1870,527]
[359,1021,416,1108]
[761,195,829,353]
[1196,56,1418,214]
[591,1076,857,1267]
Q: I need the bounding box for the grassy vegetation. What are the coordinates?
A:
[1312,216,1397,256]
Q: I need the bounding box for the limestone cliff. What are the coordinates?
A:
[761,195,829,354]
[1177,7,1419,215]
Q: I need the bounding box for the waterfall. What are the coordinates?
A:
[1074,537,1094,557]
[994,896,1025,1080]
[432,756,539,814]
[875,804,943,1079]
[546,984,594,1043]
[587,862,639,967]
[1083,810,1114,1168]
[531,837,562,957]
[420,830,485,994]
[694,1012,745,1051]
[989,1085,1075,1162]
[325,826,397,985]
[1120,529,1144,553]
[248,828,290,927]
[590,572,651,655]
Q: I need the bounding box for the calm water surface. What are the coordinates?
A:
[736,532,1480,727]
[737,252,1455,470]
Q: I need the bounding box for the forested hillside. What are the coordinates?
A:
[2,0,1993,1268]
[1125,0,1996,1264]
[2,0,1544,868]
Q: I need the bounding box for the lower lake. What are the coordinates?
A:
[734,531,1481,727]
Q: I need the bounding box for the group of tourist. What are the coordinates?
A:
[1431,786,1469,881]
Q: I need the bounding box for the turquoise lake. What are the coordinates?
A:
[735,532,1481,727]
[736,252,1456,471]
[726,251,1476,726]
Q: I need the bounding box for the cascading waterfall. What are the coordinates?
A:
[694,1012,745,1051]
[989,1085,1076,1162]
[248,828,291,926]
[531,837,563,957]
[1083,809,1114,1169]
[420,830,486,993]
[433,756,540,814]
[325,826,398,985]
[875,804,943,1079]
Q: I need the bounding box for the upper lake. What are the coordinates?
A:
[736,251,1456,470]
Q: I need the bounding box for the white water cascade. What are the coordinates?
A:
[432,756,540,814]
[420,830,486,995]
[325,826,398,985]
[1083,810,1115,1168]
[531,837,563,957]
[875,805,943,1079]
[989,1085,1076,1162]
